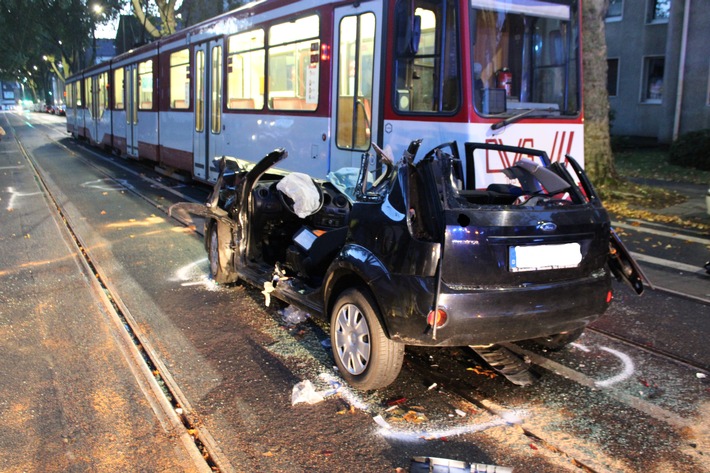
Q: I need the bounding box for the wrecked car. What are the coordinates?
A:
[174,140,646,390]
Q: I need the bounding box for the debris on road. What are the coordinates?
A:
[410,456,513,473]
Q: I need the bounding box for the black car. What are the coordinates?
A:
[174,140,645,390]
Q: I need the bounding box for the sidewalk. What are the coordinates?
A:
[628,177,710,226]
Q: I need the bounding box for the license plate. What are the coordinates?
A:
[509,243,582,272]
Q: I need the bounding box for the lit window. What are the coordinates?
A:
[138,60,153,110]
[268,15,320,111]
[169,49,190,109]
[642,56,664,103]
[394,0,460,114]
[227,29,265,110]
[336,12,376,151]
[650,0,670,22]
[114,68,124,110]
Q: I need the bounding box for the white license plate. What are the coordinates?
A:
[509,243,582,272]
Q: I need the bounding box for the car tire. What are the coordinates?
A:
[533,327,585,351]
[207,219,238,284]
[330,288,404,390]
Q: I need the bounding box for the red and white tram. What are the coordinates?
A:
[66,0,583,184]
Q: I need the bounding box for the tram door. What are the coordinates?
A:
[193,39,224,182]
[89,76,100,142]
[330,4,383,171]
[125,64,139,157]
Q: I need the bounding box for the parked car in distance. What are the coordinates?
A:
[173,140,646,390]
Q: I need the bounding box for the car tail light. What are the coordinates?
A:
[427,308,448,328]
[606,290,613,303]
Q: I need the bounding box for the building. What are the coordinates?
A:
[605,0,710,142]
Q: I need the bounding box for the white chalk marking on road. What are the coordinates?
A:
[595,347,635,387]
[377,417,513,442]
[571,342,591,353]
[80,178,134,192]
[0,164,24,169]
[5,186,42,210]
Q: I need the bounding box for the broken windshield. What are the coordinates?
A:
[470,0,580,118]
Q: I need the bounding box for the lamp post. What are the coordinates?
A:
[91,4,103,65]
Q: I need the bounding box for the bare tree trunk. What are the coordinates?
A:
[131,0,177,38]
[582,0,617,184]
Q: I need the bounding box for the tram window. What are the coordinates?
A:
[98,72,108,117]
[227,29,265,110]
[84,78,92,116]
[76,82,82,108]
[336,13,375,151]
[170,49,190,109]
[393,0,460,114]
[195,50,205,132]
[268,15,319,111]
[211,45,223,133]
[65,84,73,108]
[114,68,124,110]
[138,60,154,110]
[470,0,580,117]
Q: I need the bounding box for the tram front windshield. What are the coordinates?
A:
[470,0,580,118]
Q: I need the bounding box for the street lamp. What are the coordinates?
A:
[91,4,103,65]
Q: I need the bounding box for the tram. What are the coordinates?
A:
[66,0,583,184]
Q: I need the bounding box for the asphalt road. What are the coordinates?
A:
[1,110,708,473]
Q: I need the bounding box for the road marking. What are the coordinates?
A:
[613,221,710,245]
[630,251,707,274]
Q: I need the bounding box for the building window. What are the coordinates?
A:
[606,0,623,19]
[649,0,670,22]
[169,49,190,109]
[642,56,664,103]
[607,58,619,97]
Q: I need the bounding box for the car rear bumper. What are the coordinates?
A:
[385,271,611,347]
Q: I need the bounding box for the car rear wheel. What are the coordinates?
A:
[207,220,237,284]
[330,288,404,390]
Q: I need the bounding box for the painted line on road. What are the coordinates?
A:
[630,251,707,275]
[613,221,710,245]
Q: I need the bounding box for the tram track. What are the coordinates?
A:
[21,116,709,472]
[10,116,230,473]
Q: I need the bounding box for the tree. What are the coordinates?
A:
[0,0,122,100]
[128,0,245,38]
[581,0,617,184]
[130,0,178,38]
